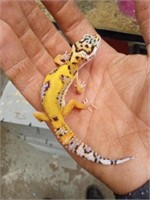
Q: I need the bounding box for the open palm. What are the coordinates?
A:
[1,0,149,194]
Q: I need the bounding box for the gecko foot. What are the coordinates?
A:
[74,80,86,94]
[79,80,86,88]
[62,51,70,62]
[83,98,92,112]
[74,80,86,88]
[54,51,71,66]
[82,98,91,105]
[82,98,97,112]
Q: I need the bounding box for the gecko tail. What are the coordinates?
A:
[67,136,135,165]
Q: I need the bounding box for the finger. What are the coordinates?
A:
[18,1,71,56]
[42,0,116,59]
[42,0,96,42]
[135,1,150,54]
[0,1,55,75]
[0,21,43,109]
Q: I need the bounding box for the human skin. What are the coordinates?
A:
[0,0,149,195]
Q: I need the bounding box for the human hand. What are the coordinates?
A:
[0,0,149,194]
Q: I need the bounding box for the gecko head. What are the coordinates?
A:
[71,34,101,64]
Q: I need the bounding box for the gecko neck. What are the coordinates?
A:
[67,54,86,76]
[67,61,79,76]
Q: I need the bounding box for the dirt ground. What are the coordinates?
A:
[1,122,114,199]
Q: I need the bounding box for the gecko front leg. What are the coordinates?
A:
[54,51,70,66]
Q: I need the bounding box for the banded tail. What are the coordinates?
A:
[55,124,135,165]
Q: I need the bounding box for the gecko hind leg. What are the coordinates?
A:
[34,111,49,122]
[62,99,89,118]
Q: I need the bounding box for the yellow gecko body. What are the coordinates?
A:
[34,34,134,165]
[42,64,74,144]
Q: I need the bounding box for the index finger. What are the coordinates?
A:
[42,0,96,42]
[41,0,116,58]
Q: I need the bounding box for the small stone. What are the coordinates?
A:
[32,193,36,196]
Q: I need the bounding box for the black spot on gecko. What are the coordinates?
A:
[99,160,102,164]
[84,148,92,154]
[60,75,65,83]
[74,144,79,152]
[73,70,77,75]
[94,157,97,163]
[111,160,114,165]
[70,141,74,145]
[75,56,80,60]
[41,81,51,100]
[53,116,59,121]
[46,82,50,88]
[72,62,77,65]
[61,59,66,63]
[69,52,73,61]
[93,151,97,162]
[68,65,71,70]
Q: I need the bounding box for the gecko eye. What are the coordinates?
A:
[84,34,90,39]
[85,40,89,44]
[92,39,97,45]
